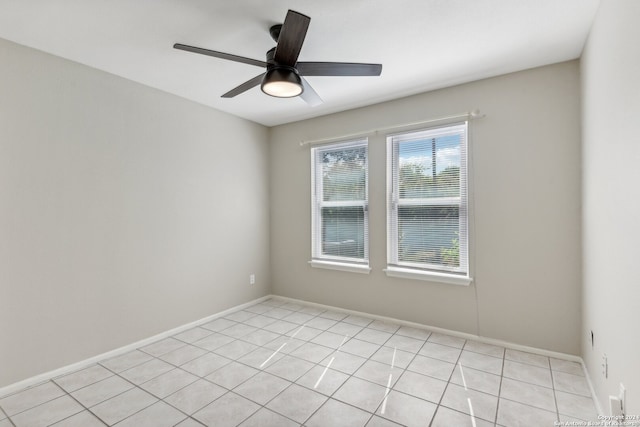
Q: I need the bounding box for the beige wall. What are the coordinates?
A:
[0,39,270,387]
[270,61,582,354]
[581,0,640,415]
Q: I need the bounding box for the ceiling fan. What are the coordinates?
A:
[173,10,382,106]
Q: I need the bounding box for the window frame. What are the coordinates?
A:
[385,122,471,285]
[310,139,370,272]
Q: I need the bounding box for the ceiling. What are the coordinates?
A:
[0,0,599,126]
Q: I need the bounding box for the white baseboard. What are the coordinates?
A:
[0,295,271,398]
[271,294,603,415]
[1,292,603,418]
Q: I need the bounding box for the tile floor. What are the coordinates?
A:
[0,298,599,427]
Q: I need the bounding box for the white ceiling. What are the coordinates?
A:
[0,0,599,126]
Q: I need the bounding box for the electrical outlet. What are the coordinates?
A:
[249,274,255,285]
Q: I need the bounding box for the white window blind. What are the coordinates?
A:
[311,139,368,264]
[387,123,468,276]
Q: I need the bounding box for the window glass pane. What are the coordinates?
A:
[397,205,460,268]
[322,206,365,259]
[398,135,461,199]
[322,146,367,201]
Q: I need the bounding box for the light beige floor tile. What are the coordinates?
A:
[164,379,226,415]
[500,377,556,411]
[333,376,386,413]
[497,397,558,427]
[320,351,367,375]
[407,354,456,381]
[366,415,403,426]
[396,326,431,340]
[140,368,199,398]
[194,392,259,427]
[328,322,364,337]
[120,359,174,384]
[305,316,338,330]
[241,314,277,329]
[505,349,549,368]
[237,346,285,370]
[377,390,437,427]
[441,383,498,423]
[419,342,462,363]
[353,360,401,387]
[11,395,83,427]
[312,330,351,348]
[458,350,503,375]
[89,388,157,426]
[205,362,259,389]
[172,327,213,343]
[427,333,466,349]
[238,407,298,427]
[306,398,371,427]
[233,372,291,405]
[355,328,393,345]
[49,410,105,426]
[555,390,598,420]
[503,359,552,388]
[265,355,315,382]
[71,375,133,407]
[552,371,591,396]
[370,346,415,369]
[432,406,494,427]
[115,401,186,427]
[450,364,502,396]
[54,365,113,393]
[393,370,447,403]
[262,320,298,335]
[140,337,185,357]
[0,381,65,416]
[550,358,584,376]
[180,353,233,377]
[266,384,327,423]
[296,366,350,396]
[385,335,425,353]
[463,341,505,358]
[159,344,207,366]
[289,342,334,363]
[200,318,237,332]
[192,333,235,352]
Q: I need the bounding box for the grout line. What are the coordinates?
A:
[2,297,599,427]
[493,345,507,425]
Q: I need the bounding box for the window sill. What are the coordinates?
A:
[309,260,372,274]
[384,266,472,286]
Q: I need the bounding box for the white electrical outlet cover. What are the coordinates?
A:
[609,396,623,417]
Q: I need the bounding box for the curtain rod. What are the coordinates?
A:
[299,109,485,147]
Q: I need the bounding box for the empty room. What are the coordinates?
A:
[0,0,638,426]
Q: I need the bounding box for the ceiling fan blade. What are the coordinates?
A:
[297,62,382,76]
[174,43,267,68]
[274,10,310,66]
[300,78,322,107]
[221,73,265,98]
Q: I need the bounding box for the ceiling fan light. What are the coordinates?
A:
[261,67,303,98]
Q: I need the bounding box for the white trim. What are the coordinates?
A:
[269,294,583,363]
[0,295,271,398]
[299,109,485,146]
[384,266,472,286]
[2,292,600,418]
[309,260,371,274]
[583,360,605,416]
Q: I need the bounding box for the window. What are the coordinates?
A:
[311,139,369,272]
[386,123,470,284]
